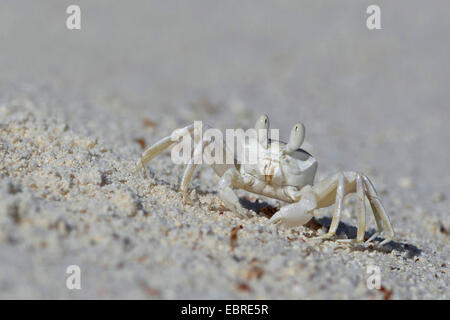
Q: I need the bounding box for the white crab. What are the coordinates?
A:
[136,115,394,245]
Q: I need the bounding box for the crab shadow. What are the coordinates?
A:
[314,216,422,257]
[239,197,279,217]
[240,197,421,257]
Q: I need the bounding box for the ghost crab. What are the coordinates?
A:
[136,115,394,245]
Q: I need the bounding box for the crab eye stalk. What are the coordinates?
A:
[285,123,305,154]
[255,114,269,148]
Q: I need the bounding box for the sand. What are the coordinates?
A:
[0,1,448,299]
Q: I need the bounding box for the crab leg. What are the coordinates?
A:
[179,135,212,200]
[308,171,393,244]
[361,175,394,245]
[217,167,253,218]
[310,173,346,240]
[355,174,367,241]
[180,127,236,195]
[336,173,366,243]
[136,123,197,177]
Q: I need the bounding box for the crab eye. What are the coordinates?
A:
[255,115,270,148]
[285,122,305,153]
[255,114,269,130]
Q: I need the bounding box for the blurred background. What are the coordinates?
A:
[0,0,448,299]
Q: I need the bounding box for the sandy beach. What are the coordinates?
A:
[0,1,448,299]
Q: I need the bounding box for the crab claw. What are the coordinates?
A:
[268,192,317,227]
